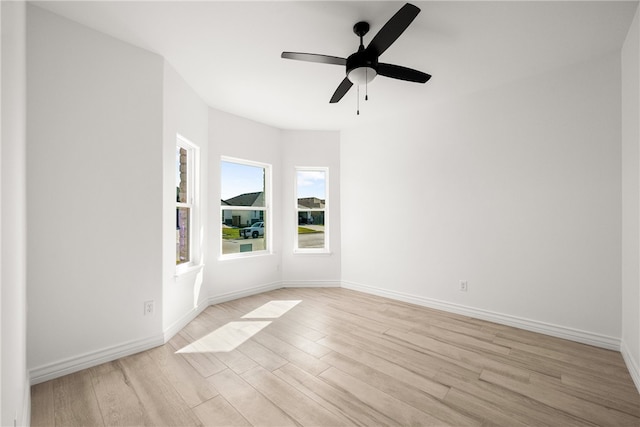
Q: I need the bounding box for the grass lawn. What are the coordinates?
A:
[222,228,241,239]
[298,226,322,234]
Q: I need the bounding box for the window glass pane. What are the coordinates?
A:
[296,169,326,251]
[297,170,325,200]
[297,211,324,249]
[222,209,266,255]
[177,147,188,203]
[221,161,265,207]
[176,207,190,264]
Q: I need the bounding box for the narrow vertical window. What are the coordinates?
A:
[221,157,271,257]
[176,135,198,266]
[296,168,328,253]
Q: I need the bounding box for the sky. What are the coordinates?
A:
[221,161,265,200]
[296,170,326,199]
[216,161,326,201]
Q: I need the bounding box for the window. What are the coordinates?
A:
[176,135,199,267]
[295,168,328,253]
[221,157,271,257]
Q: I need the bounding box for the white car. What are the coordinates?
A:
[240,222,264,239]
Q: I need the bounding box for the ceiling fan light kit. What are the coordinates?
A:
[281,3,431,112]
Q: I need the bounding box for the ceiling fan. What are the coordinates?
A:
[281,3,431,106]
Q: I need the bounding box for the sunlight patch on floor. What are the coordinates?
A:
[241,300,302,319]
[176,300,303,354]
[176,321,271,353]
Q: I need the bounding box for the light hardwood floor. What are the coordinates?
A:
[31,288,640,426]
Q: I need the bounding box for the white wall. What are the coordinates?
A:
[1,1,29,424]
[162,62,209,337]
[622,4,640,391]
[27,6,164,381]
[281,130,341,286]
[342,52,623,348]
[206,109,283,301]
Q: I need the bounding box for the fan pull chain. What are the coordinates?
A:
[365,69,369,101]
[357,85,360,115]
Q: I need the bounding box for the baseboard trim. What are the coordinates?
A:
[341,280,621,351]
[281,280,341,288]
[29,333,165,385]
[621,339,640,393]
[163,300,210,343]
[206,281,283,306]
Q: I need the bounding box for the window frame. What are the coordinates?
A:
[175,134,201,273]
[220,156,272,259]
[294,166,329,254]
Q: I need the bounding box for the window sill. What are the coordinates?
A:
[219,251,274,261]
[293,250,333,256]
[174,263,204,278]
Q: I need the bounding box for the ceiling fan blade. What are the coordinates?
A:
[330,77,353,103]
[366,3,420,57]
[281,52,347,66]
[378,63,431,83]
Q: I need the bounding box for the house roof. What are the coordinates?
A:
[35,1,638,131]
[224,192,264,207]
[298,197,325,209]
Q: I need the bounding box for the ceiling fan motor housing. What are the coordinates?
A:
[346,50,378,85]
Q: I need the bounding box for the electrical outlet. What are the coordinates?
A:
[144,300,154,316]
[459,281,468,292]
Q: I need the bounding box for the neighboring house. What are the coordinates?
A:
[298,197,325,225]
[222,192,264,226]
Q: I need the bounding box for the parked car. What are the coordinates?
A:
[240,222,264,239]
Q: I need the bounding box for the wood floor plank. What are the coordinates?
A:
[319,366,447,426]
[411,323,512,356]
[496,336,632,379]
[241,365,353,426]
[31,287,640,427]
[237,338,288,371]
[385,327,538,381]
[192,395,251,427]
[251,330,330,375]
[318,333,451,398]
[506,346,628,384]
[118,352,201,426]
[321,351,480,426]
[260,322,331,358]
[176,313,259,374]
[561,372,640,404]
[494,328,629,367]
[444,387,531,427]
[90,360,152,426]
[530,371,640,417]
[207,368,297,426]
[324,320,487,383]
[437,368,595,427]
[274,362,397,426]
[480,369,640,426]
[147,344,219,408]
[30,380,54,427]
[168,331,227,378]
[52,370,104,427]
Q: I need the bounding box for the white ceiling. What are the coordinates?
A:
[33,1,638,130]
